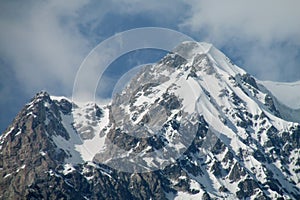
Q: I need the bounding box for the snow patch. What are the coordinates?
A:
[4,173,11,179]
[50,95,71,102]
[15,129,22,136]
[40,151,46,156]
[174,191,203,200]
[63,163,76,175]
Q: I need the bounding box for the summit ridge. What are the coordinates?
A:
[1,41,299,199]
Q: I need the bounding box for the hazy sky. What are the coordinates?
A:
[1,0,300,132]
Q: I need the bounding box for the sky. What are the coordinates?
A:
[1,0,300,133]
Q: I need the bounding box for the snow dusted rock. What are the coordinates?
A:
[0,42,300,199]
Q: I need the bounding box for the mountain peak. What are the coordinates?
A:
[1,41,300,199]
[34,90,50,99]
[168,41,246,77]
[173,41,213,58]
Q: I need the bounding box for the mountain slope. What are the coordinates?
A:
[1,41,300,199]
[259,80,300,110]
[258,80,300,123]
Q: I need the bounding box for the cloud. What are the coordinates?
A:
[181,0,300,44]
[110,0,186,20]
[178,0,300,81]
[1,0,300,98]
[0,0,184,98]
[236,41,300,81]
[1,0,300,132]
[0,0,90,96]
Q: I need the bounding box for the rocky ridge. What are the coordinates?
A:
[0,42,300,199]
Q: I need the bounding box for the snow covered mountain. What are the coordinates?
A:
[1,41,300,199]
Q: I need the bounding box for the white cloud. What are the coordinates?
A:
[0,0,299,102]
[181,0,300,45]
[1,0,300,133]
[178,0,300,81]
[110,0,185,18]
[0,0,90,95]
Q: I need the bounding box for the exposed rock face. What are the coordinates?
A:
[0,92,68,199]
[1,42,300,199]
